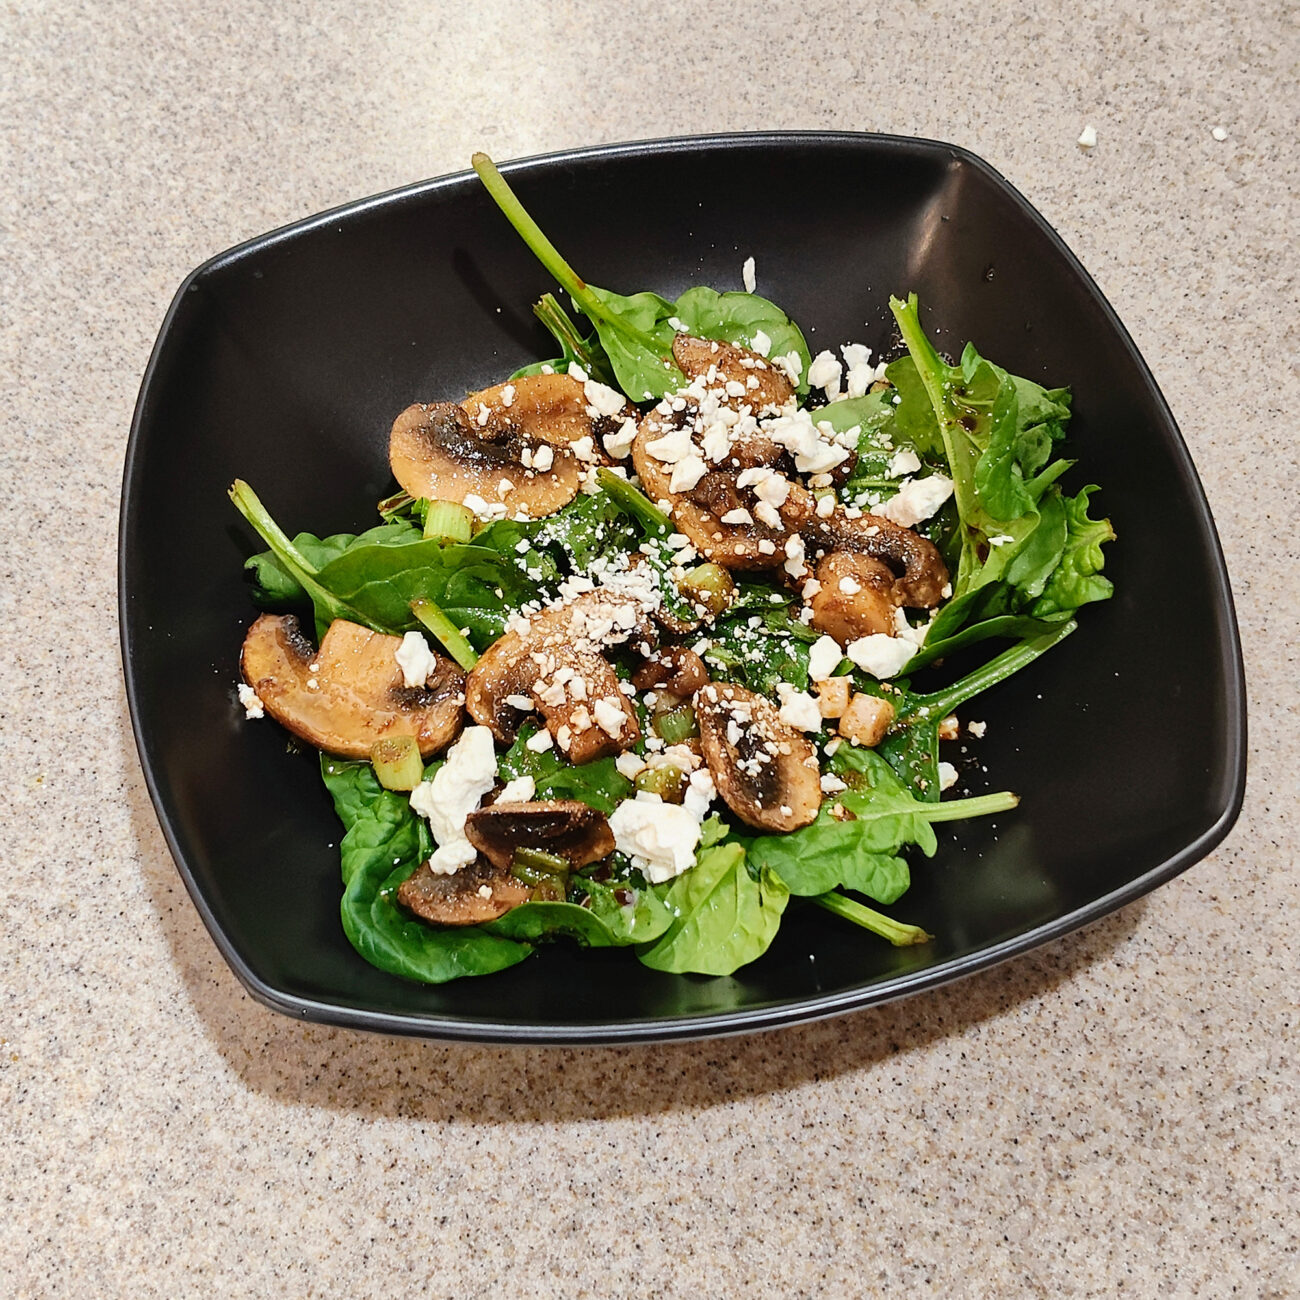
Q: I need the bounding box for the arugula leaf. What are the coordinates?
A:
[320,757,531,982]
[637,842,789,976]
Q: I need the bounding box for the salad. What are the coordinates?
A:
[229,154,1115,982]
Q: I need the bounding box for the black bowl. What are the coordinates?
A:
[121,133,1245,1044]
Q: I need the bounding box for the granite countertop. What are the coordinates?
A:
[2,2,1295,1295]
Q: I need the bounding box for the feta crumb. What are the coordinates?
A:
[495,775,536,804]
[237,683,264,719]
[777,684,823,732]
[501,384,515,408]
[669,455,708,493]
[409,726,498,874]
[875,474,954,527]
[847,634,915,680]
[967,719,987,738]
[807,350,843,398]
[887,449,922,479]
[757,538,777,555]
[720,507,754,526]
[615,751,647,780]
[525,727,554,753]
[477,884,494,899]
[987,533,1016,547]
[532,444,554,472]
[593,696,627,738]
[838,576,862,595]
[394,630,438,688]
[568,362,589,383]
[752,329,772,356]
[807,635,844,682]
[1077,123,1098,150]
[608,798,703,883]
[603,416,638,460]
[938,761,959,791]
[820,773,848,794]
[816,493,836,518]
[742,255,756,293]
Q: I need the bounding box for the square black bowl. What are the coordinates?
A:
[121,132,1245,1044]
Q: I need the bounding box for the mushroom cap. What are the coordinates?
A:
[462,371,635,448]
[808,553,898,643]
[464,800,615,871]
[791,501,950,609]
[396,858,530,926]
[240,615,465,759]
[671,334,795,414]
[389,400,581,519]
[631,407,799,571]
[465,591,652,759]
[694,682,822,832]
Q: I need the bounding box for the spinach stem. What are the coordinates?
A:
[919,790,1018,821]
[411,598,479,671]
[595,466,673,536]
[533,293,608,381]
[811,891,932,946]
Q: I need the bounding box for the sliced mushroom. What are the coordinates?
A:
[789,500,950,608]
[671,335,794,414]
[694,682,822,832]
[389,400,581,519]
[631,406,803,571]
[461,371,635,449]
[465,591,651,761]
[465,800,615,871]
[396,858,530,925]
[240,614,464,759]
[808,553,898,643]
[631,645,710,697]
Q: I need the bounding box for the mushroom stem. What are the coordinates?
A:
[411,598,479,671]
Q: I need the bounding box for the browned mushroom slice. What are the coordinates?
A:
[465,591,650,760]
[789,500,950,608]
[695,682,822,832]
[464,800,615,871]
[389,400,581,519]
[671,335,795,413]
[240,614,465,759]
[461,371,635,449]
[808,553,898,643]
[396,858,530,926]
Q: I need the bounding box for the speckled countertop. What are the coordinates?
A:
[2,2,1296,1295]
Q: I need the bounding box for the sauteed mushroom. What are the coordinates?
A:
[807,553,898,643]
[240,615,464,759]
[465,800,615,871]
[670,334,795,415]
[389,400,581,519]
[462,371,636,447]
[396,858,530,925]
[694,682,822,832]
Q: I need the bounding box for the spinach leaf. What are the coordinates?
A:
[472,153,811,402]
[637,842,789,976]
[486,876,672,947]
[497,723,632,813]
[1031,486,1115,617]
[320,757,532,982]
[704,602,817,694]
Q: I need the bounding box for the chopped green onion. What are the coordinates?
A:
[410,598,479,671]
[512,846,572,875]
[422,499,475,544]
[634,764,687,803]
[369,736,424,791]
[652,704,699,745]
[677,562,735,618]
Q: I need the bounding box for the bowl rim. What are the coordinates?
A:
[120,130,1247,1045]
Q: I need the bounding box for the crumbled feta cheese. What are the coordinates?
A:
[807,635,844,682]
[501,384,515,408]
[568,362,589,383]
[987,533,1016,547]
[967,719,987,738]
[752,328,772,356]
[887,449,922,478]
[820,773,847,794]
[669,454,708,493]
[757,538,777,555]
[742,255,756,293]
[783,534,807,578]
[1077,123,1098,150]
[720,507,754,526]
[495,776,536,804]
[409,726,498,874]
[838,576,862,595]
[615,751,647,780]
[525,727,554,753]
[462,493,507,521]
[394,630,438,688]
[645,425,694,464]
[777,684,823,732]
[584,379,626,418]
[682,767,716,821]
[938,761,959,791]
[773,351,803,382]
[532,443,554,472]
[603,416,638,460]
[608,797,703,883]
[875,474,954,527]
[593,696,628,738]
[807,350,843,399]
[237,683,264,719]
[477,884,494,899]
[847,634,916,679]
[815,493,836,519]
